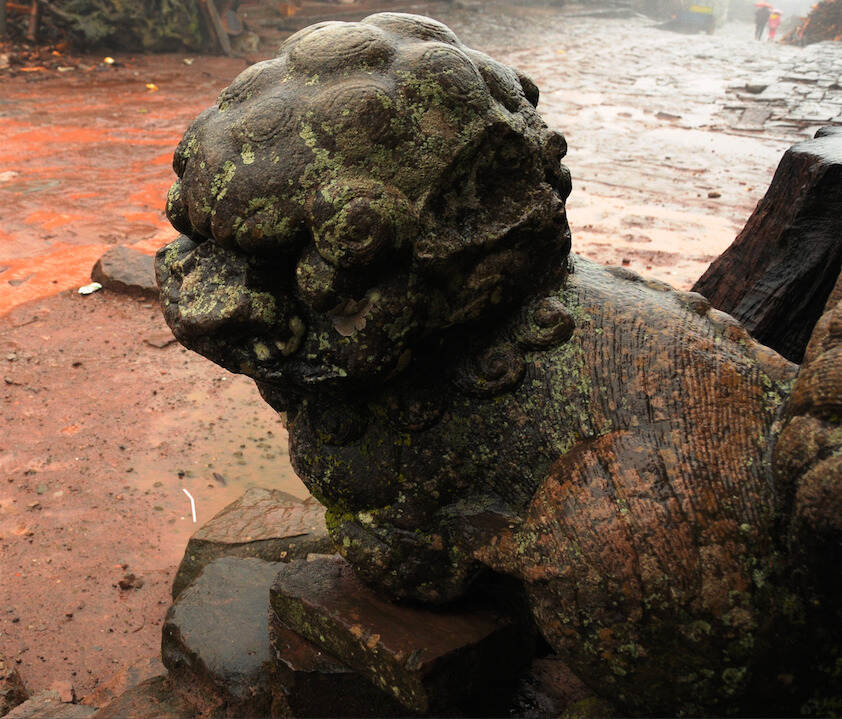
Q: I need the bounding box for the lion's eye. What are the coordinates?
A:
[314,197,395,269]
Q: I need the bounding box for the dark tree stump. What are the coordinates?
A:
[692,126,842,362]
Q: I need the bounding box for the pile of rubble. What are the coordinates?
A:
[786,0,842,44]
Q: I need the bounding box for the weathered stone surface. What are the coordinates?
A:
[269,614,407,717]
[270,556,534,713]
[91,246,158,300]
[156,11,842,716]
[49,681,74,704]
[81,656,166,710]
[171,488,331,599]
[693,125,842,362]
[4,691,96,719]
[0,655,28,717]
[90,677,193,719]
[162,556,282,718]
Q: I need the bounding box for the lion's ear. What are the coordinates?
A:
[515,69,539,108]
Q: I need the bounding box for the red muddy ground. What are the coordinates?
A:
[0,3,817,702]
[0,50,312,698]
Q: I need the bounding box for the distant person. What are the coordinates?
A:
[768,10,782,40]
[754,4,771,39]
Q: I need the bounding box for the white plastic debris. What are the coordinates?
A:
[183,488,197,523]
[78,282,102,295]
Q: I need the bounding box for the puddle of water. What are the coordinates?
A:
[129,373,307,527]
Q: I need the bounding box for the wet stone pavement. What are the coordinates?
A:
[433,4,842,288]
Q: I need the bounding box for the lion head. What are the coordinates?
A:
[157,12,571,415]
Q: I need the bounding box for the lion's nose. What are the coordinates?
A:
[160,238,281,339]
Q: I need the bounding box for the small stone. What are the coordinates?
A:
[117,574,143,591]
[0,654,28,716]
[707,191,721,198]
[90,246,158,300]
[142,332,177,349]
[49,680,74,703]
[81,656,165,709]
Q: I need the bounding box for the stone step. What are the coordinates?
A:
[164,554,405,718]
[171,487,332,599]
[270,555,535,714]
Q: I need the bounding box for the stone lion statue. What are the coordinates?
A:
[156,13,842,715]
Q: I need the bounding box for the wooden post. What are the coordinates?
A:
[25,0,39,42]
[200,0,233,56]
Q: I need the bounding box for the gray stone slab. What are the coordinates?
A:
[162,557,281,718]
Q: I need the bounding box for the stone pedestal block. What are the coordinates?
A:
[270,556,534,714]
[269,613,407,718]
[171,488,332,599]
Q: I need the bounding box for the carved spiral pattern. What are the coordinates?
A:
[517,297,575,350]
[452,342,526,397]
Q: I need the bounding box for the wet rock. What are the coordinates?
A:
[270,556,534,713]
[509,655,592,718]
[0,654,28,716]
[162,556,282,718]
[693,126,842,362]
[90,677,193,719]
[81,656,165,710]
[269,615,407,717]
[171,487,331,599]
[4,690,96,719]
[90,246,158,300]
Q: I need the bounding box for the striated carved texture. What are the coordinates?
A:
[157,13,841,715]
